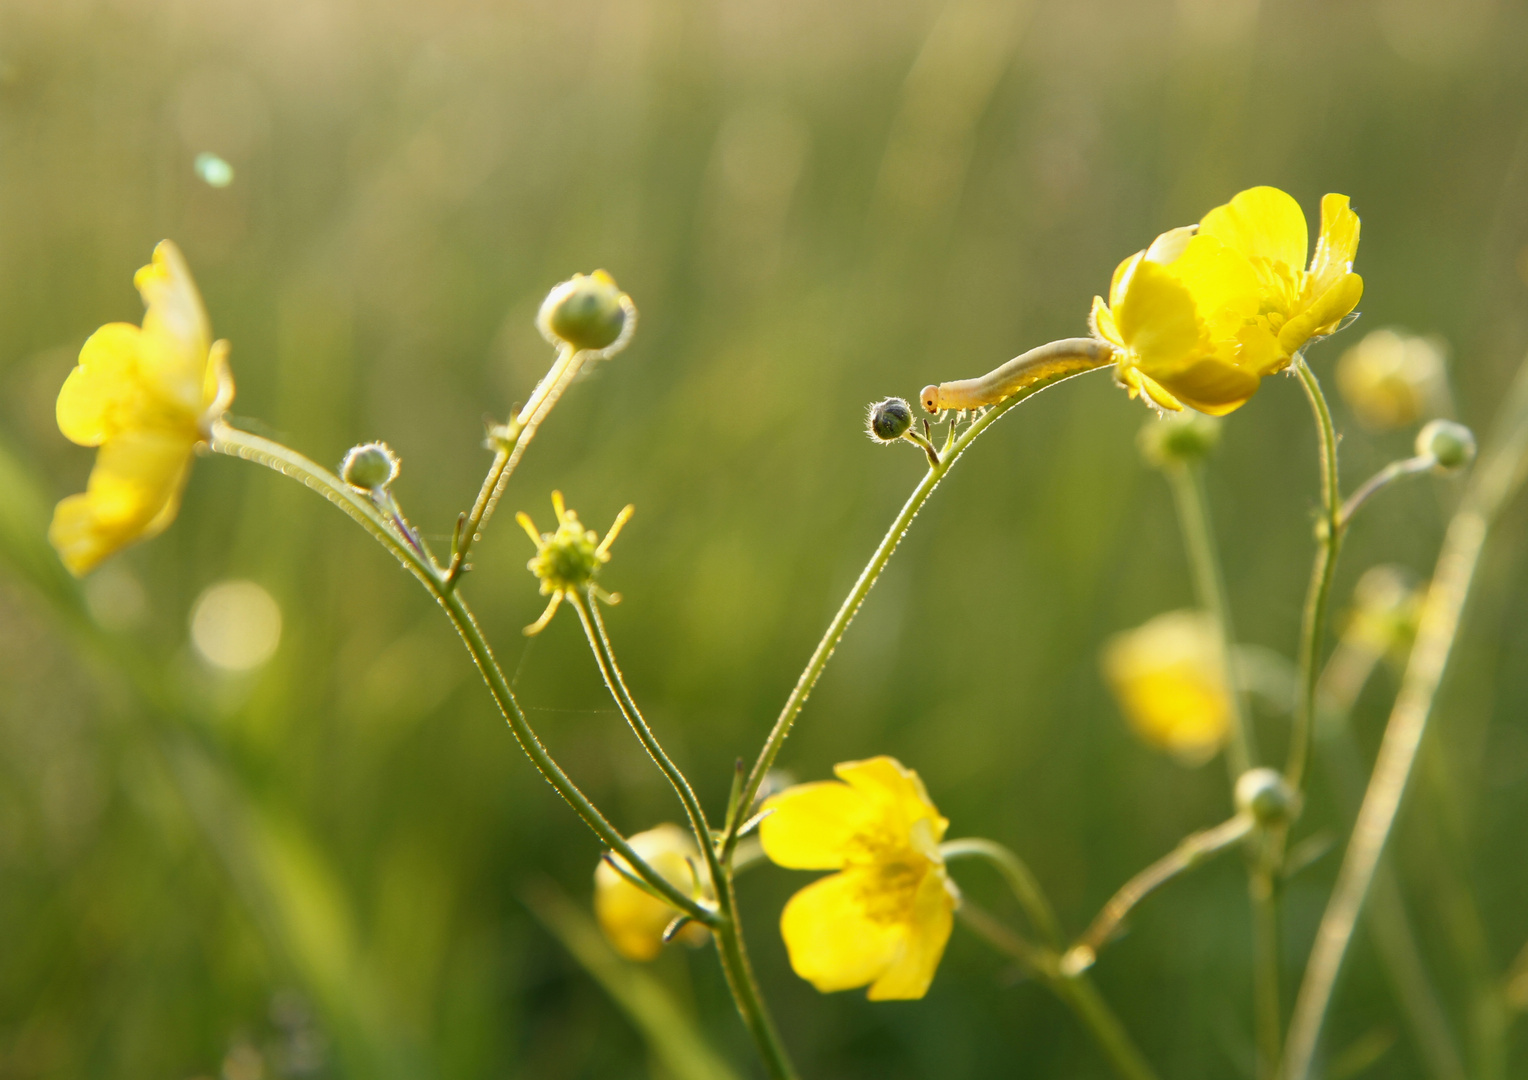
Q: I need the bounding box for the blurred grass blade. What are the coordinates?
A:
[523,879,743,1080]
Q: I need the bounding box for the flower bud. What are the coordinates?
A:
[538,270,630,352]
[340,442,399,492]
[1415,419,1476,472]
[1336,329,1449,431]
[1137,412,1221,469]
[1235,768,1299,826]
[594,824,710,961]
[867,397,914,442]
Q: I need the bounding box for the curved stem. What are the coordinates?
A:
[572,592,798,1080]
[446,343,584,587]
[941,837,1063,948]
[1065,815,1251,971]
[1339,454,1437,530]
[1282,354,1528,1080]
[957,903,1161,1080]
[1286,356,1344,795]
[209,423,714,927]
[723,343,1112,862]
[1164,462,1256,778]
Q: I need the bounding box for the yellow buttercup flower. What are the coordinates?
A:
[1090,186,1362,415]
[594,823,711,962]
[50,241,234,576]
[759,756,957,1001]
[1101,610,1231,764]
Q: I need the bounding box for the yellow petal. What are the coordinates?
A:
[1108,251,1144,310]
[760,781,877,870]
[1143,225,1198,265]
[1135,372,1185,412]
[1089,295,1122,348]
[56,323,146,446]
[1306,193,1360,300]
[134,240,211,376]
[779,868,903,993]
[1153,358,1263,416]
[867,869,956,1001]
[834,756,947,845]
[1114,259,1201,368]
[1199,186,1308,273]
[49,428,194,576]
[1278,273,1364,354]
[1160,234,1261,341]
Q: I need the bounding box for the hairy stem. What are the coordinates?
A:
[1282,353,1528,1080]
[210,422,713,926]
[573,592,796,1080]
[723,342,1112,862]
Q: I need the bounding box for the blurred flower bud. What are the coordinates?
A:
[1101,610,1231,765]
[1335,329,1450,431]
[1137,412,1222,469]
[594,824,711,961]
[1344,565,1423,658]
[1415,418,1476,471]
[867,397,914,442]
[1235,768,1298,826]
[340,442,399,492]
[538,270,631,352]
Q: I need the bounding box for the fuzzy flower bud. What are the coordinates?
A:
[538,270,631,352]
[340,442,399,492]
[1235,768,1299,826]
[1138,412,1222,469]
[867,397,914,442]
[594,824,711,961]
[1416,419,1476,472]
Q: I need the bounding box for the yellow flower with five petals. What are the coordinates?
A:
[50,241,234,575]
[759,756,957,1001]
[1090,186,1362,415]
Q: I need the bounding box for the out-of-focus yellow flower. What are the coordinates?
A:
[594,824,711,961]
[50,241,234,576]
[1090,186,1362,415]
[1335,328,1449,431]
[759,756,957,1001]
[1102,610,1231,764]
[516,491,633,635]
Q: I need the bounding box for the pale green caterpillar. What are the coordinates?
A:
[920,337,1115,414]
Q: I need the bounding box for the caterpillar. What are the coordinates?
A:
[920,337,1115,414]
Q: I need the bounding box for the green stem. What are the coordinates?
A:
[446,343,584,588]
[572,592,797,1080]
[1164,463,1256,778]
[209,422,714,927]
[723,342,1112,863]
[940,837,1064,949]
[1282,353,1528,1080]
[1286,355,1344,795]
[957,903,1160,1080]
[1066,814,1252,970]
[1339,454,1437,529]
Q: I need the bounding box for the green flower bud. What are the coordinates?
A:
[1235,768,1299,827]
[1415,419,1476,472]
[1138,412,1222,469]
[867,397,914,442]
[538,270,631,352]
[340,442,399,492]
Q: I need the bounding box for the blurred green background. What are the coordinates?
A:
[3,0,1528,1077]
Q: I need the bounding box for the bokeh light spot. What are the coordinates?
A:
[190,580,281,672]
[194,151,235,188]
